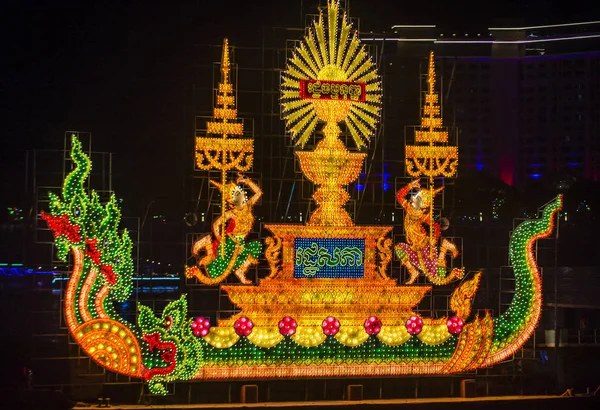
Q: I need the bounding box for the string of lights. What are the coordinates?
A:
[41,0,562,394]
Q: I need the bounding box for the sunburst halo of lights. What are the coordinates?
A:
[281,0,382,149]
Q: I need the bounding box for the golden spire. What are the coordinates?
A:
[195,37,252,169]
[195,38,254,257]
[417,51,447,144]
[196,38,252,170]
[205,38,243,136]
[405,51,459,258]
[221,38,230,80]
[280,0,382,149]
[405,50,458,179]
[280,0,382,226]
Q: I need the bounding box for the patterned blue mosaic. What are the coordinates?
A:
[294,238,365,278]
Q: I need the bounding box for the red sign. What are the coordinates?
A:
[299,79,366,102]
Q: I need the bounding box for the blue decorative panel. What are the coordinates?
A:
[294,238,365,278]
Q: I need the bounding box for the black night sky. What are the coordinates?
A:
[1,0,598,217]
[3,2,600,402]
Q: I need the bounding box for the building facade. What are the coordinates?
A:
[376,21,600,188]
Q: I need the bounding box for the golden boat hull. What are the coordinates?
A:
[221,279,431,327]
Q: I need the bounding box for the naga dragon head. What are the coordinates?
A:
[42,135,133,301]
[45,136,202,395]
[138,295,203,395]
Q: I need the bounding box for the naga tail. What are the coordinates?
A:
[44,136,202,393]
[43,136,141,376]
[484,194,563,365]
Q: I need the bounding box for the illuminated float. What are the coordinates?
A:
[186,38,261,285]
[43,0,562,395]
[396,51,463,286]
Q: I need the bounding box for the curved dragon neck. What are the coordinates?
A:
[65,248,85,330]
[484,195,562,365]
[66,247,130,328]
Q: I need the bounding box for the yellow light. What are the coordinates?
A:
[450,272,481,318]
[421,117,443,129]
[218,83,233,93]
[426,94,438,104]
[334,326,369,346]
[194,139,253,172]
[405,146,458,178]
[222,218,431,328]
[405,51,458,179]
[422,105,440,116]
[296,137,365,226]
[189,37,260,283]
[376,326,411,346]
[206,121,244,135]
[281,0,381,149]
[264,236,283,278]
[194,38,254,173]
[415,131,448,143]
[195,137,253,153]
[204,327,239,348]
[291,326,327,347]
[74,318,142,377]
[417,323,453,345]
[281,0,383,226]
[376,238,392,278]
[246,327,284,348]
[442,312,494,373]
[216,95,235,107]
[213,107,237,119]
[405,145,457,158]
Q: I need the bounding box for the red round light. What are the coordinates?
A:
[446,316,464,335]
[364,316,382,335]
[321,316,341,336]
[191,316,211,337]
[234,316,254,336]
[405,315,423,335]
[278,316,298,336]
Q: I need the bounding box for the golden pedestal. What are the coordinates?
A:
[220,224,431,327]
[296,136,366,227]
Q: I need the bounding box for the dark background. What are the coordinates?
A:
[2,0,599,218]
[1,1,600,405]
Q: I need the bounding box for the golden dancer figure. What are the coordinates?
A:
[394,179,463,285]
[189,37,259,285]
[187,174,262,285]
[398,50,462,285]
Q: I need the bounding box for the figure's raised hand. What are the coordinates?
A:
[409,179,421,189]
